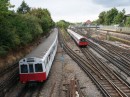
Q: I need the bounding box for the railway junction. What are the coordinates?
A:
[1,27,130,97]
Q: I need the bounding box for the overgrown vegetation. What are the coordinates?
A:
[0,0,55,56]
[109,36,130,45]
[56,20,70,29]
[92,8,130,27]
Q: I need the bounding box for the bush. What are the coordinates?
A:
[0,8,54,57]
[12,14,43,45]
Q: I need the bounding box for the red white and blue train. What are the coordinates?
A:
[19,29,58,83]
[67,29,88,46]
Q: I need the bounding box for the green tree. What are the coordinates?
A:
[0,0,10,12]
[0,1,54,57]
[114,11,124,25]
[11,14,43,45]
[0,14,20,55]
[56,20,70,28]
[0,0,14,13]
[29,8,55,34]
[105,8,118,25]
[92,19,100,25]
[17,0,30,14]
[96,8,127,26]
[125,17,130,27]
[113,9,125,25]
[98,11,106,24]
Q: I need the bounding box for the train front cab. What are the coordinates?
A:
[19,62,46,83]
[79,38,88,47]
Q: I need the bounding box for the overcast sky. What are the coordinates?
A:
[10,0,130,23]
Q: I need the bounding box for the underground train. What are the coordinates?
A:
[67,29,88,46]
[19,30,58,83]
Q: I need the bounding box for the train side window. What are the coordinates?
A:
[29,64,34,73]
[35,63,43,72]
[51,50,53,56]
[46,57,48,65]
[49,54,51,60]
[53,46,55,50]
[51,50,53,55]
[51,49,53,55]
[44,60,47,68]
[44,61,46,66]
[48,57,49,63]
[21,65,28,73]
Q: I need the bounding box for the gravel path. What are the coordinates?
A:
[61,53,103,97]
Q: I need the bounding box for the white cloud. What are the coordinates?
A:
[10,0,130,22]
[92,0,130,7]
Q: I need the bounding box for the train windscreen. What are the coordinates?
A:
[35,63,43,72]
[21,65,28,73]
[80,38,86,42]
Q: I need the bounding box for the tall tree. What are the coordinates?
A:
[125,17,130,27]
[98,11,106,24]
[56,20,70,28]
[0,0,9,12]
[114,11,125,25]
[105,8,118,25]
[92,19,100,25]
[0,0,14,13]
[17,0,30,14]
[29,8,55,33]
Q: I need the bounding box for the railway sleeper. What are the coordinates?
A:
[104,86,114,90]
[107,92,120,96]
[102,84,113,87]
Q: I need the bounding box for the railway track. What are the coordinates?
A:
[59,29,130,97]
[81,47,130,96]
[92,38,130,62]
[17,83,43,97]
[87,39,130,77]
[96,39,130,67]
[0,68,19,97]
[0,61,20,96]
[0,62,18,77]
[17,82,57,97]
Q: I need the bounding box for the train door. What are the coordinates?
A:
[28,63,34,73]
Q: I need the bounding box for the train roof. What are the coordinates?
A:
[25,28,58,59]
[67,29,85,40]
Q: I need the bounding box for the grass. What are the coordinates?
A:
[109,36,130,45]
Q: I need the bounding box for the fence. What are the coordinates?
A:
[100,26,130,33]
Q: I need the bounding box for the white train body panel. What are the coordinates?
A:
[19,28,58,83]
[67,29,82,43]
[67,29,88,46]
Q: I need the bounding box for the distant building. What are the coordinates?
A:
[86,20,91,24]
[83,20,92,25]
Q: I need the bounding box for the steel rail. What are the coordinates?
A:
[81,48,130,96]
[59,29,130,97]
[88,40,130,76]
